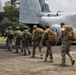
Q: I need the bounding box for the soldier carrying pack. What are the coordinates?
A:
[7,30,14,39]
[23,30,32,41]
[4,26,14,39]
[15,27,22,39]
[15,30,22,38]
[34,28,44,41]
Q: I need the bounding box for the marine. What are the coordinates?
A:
[31,25,43,59]
[22,26,31,55]
[59,23,75,65]
[41,23,55,63]
[15,26,23,53]
[4,26,14,51]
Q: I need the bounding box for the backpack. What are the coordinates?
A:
[48,29,58,45]
[16,30,22,38]
[23,30,32,40]
[34,28,44,41]
[7,30,14,39]
[65,26,74,40]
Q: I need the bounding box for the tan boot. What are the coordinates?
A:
[60,62,66,66]
[40,56,43,59]
[31,55,35,58]
[40,53,43,59]
[49,59,53,63]
[44,57,47,61]
[71,59,75,65]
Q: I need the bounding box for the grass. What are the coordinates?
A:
[0,37,6,42]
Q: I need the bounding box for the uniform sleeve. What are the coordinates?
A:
[4,30,8,37]
[41,30,47,44]
[58,28,65,39]
[32,30,35,41]
[59,30,62,39]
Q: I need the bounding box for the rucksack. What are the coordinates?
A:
[7,30,14,39]
[23,30,32,40]
[65,26,74,40]
[34,28,44,41]
[48,29,58,45]
[15,30,22,38]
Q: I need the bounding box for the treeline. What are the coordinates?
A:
[0,2,29,36]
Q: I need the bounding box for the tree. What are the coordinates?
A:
[0,0,29,36]
[5,0,20,7]
[5,1,11,6]
[4,5,18,11]
[11,0,16,6]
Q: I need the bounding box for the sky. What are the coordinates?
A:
[46,0,76,14]
[1,0,76,14]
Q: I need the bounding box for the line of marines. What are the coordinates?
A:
[4,23,75,66]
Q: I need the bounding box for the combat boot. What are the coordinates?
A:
[61,63,66,66]
[40,53,43,59]
[60,61,66,66]
[9,49,12,51]
[31,51,35,58]
[7,47,10,51]
[71,59,75,65]
[23,49,27,55]
[49,59,53,63]
[15,49,18,53]
[21,49,23,52]
[23,53,27,56]
[28,51,31,55]
[31,55,35,58]
[8,49,12,51]
[44,57,47,61]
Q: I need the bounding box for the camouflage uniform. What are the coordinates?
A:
[15,27,23,53]
[41,28,53,63]
[22,27,31,55]
[31,25,43,59]
[59,23,75,65]
[4,26,14,51]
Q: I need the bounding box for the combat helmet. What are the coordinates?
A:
[45,23,49,28]
[33,25,37,29]
[8,26,12,30]
[23,26,27,29]
[16,26,20,30]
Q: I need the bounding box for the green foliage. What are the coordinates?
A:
[11,0,16,5]
[0,1,30,36]
[4,5,18,11]
[0,37,6,42]
[0,18,29,36]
